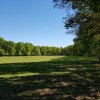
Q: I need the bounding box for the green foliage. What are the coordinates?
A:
[15,42,26,56]
[0,36,99,59]
[0,48,5,56]
[40,46,47,55]
[0,37,68,56]
[53,0,100,62]
[7,41,16,55]
[24,43,33,56]
[91,34,100,62]
[32,46,41,56]
[0,38,15,56]
[63,45,74,55]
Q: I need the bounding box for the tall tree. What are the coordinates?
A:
[32,46,41,56]
[15,42,25,56]
[7,41,16,56]
[24,43,33,56]
[53,0,100,62]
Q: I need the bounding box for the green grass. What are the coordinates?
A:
[0,56,64,64]
[0,56,100,99]
[0,56,96,64]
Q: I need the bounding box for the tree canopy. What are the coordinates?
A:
[0,37,66,56]
[53,0,100,62]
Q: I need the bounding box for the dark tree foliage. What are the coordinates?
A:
[53,0,100,62]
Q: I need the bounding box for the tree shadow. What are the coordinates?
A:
[0,56,100,100]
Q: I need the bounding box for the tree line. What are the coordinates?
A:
[0,37,99,59]
[0,37,72,56]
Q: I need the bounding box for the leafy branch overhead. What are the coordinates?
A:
[53,0,100,62]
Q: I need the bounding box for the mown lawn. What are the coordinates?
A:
[0,56,100,100]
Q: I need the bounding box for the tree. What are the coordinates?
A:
[32,46,41,56]
[91,34,100,62]
[2,41,9,55]
[45,47,52,55]
[53,0,100,62]
[40,46,47,55]
[7,41,16,56]
[0,37,6,55]
[64,45,74,55]
[24,43,33,56]
[0,48,5,56]
[15,42,25,56]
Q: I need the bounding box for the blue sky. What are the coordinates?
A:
[0,0,75,47]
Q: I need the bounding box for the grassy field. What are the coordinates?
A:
[0,56,100,100]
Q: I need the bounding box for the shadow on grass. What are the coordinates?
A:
[0,56,100,100]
